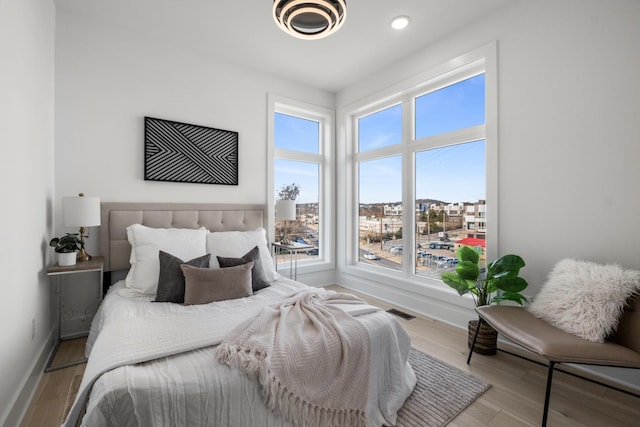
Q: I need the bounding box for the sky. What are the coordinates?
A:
[274,114,320,204]
[275,73,486,205]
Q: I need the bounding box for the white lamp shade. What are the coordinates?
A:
[63,195,101,227]
[275,199,296,221]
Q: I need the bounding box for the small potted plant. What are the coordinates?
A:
[49,233,82,266]
[441,245,529,354]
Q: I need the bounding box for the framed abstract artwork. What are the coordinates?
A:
[144,117,238,185]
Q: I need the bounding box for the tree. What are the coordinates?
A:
[278,183,300,200]
[394,227,403,239]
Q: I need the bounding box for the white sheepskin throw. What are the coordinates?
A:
[528,258,640,343]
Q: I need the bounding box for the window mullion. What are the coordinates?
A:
[275,148,322,163]
[402,94,414,279]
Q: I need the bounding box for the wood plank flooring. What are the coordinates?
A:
[21,285,639,426]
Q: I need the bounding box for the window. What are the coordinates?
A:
[348,46,496,288]
[359,155,403,270]
[358,104,402,152]
[269,96,333,270]
[415,140,485,278]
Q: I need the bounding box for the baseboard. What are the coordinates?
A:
[337,271,475,329]
[2,331,54,427]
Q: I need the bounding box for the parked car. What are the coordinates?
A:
[363,252,380,260]
[390,246,403,254]
[306,248,319,256]
[428,241,454,250]
[437,257,459,268]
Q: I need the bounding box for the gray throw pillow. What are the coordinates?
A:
[181,262,254,305]
[154,251,211,303]
[217,245,271,292]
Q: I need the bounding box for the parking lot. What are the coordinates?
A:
[359,239,459,278]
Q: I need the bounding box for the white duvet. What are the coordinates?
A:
[64,278,416,427]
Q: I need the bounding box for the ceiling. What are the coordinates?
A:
[55,0,513,93]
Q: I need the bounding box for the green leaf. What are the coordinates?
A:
[493,292,528,305]
[489,254,525,272]
[441,272,472,296]
[495,276,529,293]
[487,254,525,279]
[483,278,499,294]
[457,246,480,264]
[455,261,480,281]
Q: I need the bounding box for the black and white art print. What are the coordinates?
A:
[144,117,238,185]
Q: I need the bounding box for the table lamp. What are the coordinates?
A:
[275,199,296,245]
[63,193,101,261]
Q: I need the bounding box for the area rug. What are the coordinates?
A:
[61,348,490,426]
[394,348,491,426]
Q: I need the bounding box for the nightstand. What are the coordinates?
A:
[45,256,103,372]
[271,242,315,281]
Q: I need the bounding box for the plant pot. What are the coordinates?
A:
[467,319,498,355]
[58,251,77,266]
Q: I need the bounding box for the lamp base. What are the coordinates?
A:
[77,248,92,262]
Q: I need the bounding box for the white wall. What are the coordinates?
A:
[337,0,640,319]
[55,11,334,208]
[0,0,56,425]
[54,11,335,268]
[53,10,338,337]
[336,0,640,389]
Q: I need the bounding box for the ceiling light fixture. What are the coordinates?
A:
[273,0,347,40]
[391,15,410,30]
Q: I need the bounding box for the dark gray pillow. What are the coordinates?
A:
[154,251,211,303]
[217,245,271,292]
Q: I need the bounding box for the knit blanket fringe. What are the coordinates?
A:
[217,343,367,427]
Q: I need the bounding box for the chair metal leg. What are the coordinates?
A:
[541,361,556,427]
[467,317,483,364]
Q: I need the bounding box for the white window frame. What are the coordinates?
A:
[339,43,497,293]
[267,94,335,274]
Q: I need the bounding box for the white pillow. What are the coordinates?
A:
[121,224,208,296]
[206,227,277,282]
[528,258,640,343]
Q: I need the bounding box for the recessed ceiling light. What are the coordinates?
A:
[391,15,410,30]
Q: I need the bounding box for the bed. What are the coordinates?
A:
[63,203,416,427]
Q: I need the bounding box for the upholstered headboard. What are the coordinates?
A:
[99,203,265,273]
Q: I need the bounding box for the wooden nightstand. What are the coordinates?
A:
[45,256,103,372]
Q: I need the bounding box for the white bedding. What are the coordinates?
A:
[66,277,416,427]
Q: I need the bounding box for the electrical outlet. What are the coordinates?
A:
[31,318,36,340]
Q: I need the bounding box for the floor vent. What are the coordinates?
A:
[387,308,415,320]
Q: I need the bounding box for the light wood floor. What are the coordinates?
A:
[22,285,639,427]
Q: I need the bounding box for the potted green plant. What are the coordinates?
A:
[441,245,529,354]
[49,233,82,266]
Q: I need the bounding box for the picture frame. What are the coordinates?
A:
[144,116,238,185]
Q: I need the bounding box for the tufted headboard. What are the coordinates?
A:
[99,203,265,273]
